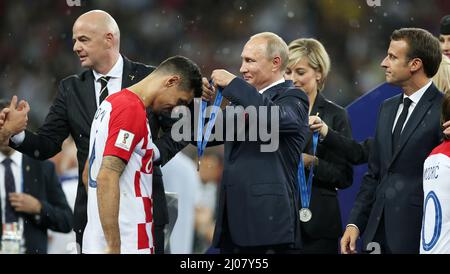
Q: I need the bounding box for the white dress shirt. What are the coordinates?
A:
[258,78,285,94]
[92,55,124,107]
[392,80,432,133]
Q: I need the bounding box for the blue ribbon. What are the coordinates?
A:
[197,80,223,167]
[297,131,319,208]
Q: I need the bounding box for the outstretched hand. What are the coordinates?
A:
[0,95,30,145]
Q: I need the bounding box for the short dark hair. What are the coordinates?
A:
[0,99,10,110]
[391,28,442,78]
[155,56,202,97]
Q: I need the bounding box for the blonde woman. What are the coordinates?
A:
[285,38,353,253]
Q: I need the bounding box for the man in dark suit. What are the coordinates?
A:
[203,32,309,253]
[0,99,72,254]
[340,28,443,254]
[0,10,182,253]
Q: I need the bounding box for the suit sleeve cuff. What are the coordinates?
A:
[346,224,360,235]
[10,131,25,145]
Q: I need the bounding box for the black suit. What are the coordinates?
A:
[10,56,175,253]
[212,79,309,253]
[348,84,443,253]
[0,155,72,254]
[300,94,353,253]
[322,129,372,165]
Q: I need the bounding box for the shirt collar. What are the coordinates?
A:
[403,80,432,105]
[92,55,124,81]
[258,78,285,94]
[0,150,22,167]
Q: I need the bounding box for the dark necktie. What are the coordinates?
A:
[99,76,111,105]
[392,97,413,153]
[2,158,18,223]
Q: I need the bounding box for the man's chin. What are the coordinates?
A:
[80,61,92,68]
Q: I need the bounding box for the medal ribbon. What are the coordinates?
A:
[197,80,223,167]
[297,131,319,209]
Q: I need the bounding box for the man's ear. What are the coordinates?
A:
[165,75,181,87]
[409,58,423,73]
[105,32,114,49]
[272,56,282,72]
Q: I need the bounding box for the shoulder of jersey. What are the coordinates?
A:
[429,140,450,158]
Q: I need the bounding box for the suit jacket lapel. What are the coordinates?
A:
[81,70,98,124]
[21,156,33,195]
[384,95,401,161]
[389,85,438,165]
[122,56,138,89]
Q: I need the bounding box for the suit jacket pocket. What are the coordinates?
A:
[251,183,284,196]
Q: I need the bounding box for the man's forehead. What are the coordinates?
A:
[242,39,266,56]
[389,40,408,53]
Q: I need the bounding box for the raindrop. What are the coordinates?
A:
[287,11,294,18]
[395,180,404,191]
[386,187,396,199]
[34,150,40,158]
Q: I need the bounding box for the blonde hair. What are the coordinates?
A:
[432,54,450,93]
[250,32,289,73]
[288,38,331,91]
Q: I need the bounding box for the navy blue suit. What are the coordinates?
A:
[348,84,443,253]
[212,78,309,251]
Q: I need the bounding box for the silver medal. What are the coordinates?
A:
[299,208,312,223]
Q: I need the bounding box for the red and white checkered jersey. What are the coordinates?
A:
[83,89,155,254]
[421,140,450,254]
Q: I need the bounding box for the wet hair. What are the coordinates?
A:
[154,55,202,97]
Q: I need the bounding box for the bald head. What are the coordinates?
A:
[72,10,121,74]
[74,10,120,48]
